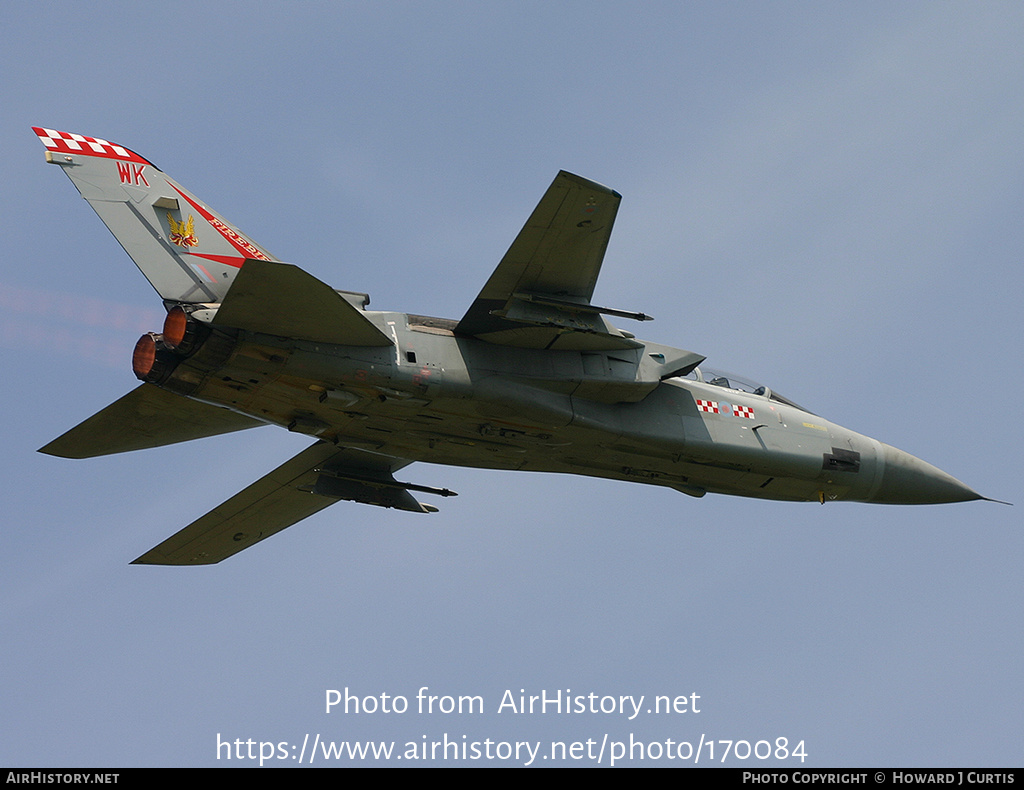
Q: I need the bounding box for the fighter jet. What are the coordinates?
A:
[33,127,991,565]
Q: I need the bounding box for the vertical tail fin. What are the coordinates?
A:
[33,127,278,304]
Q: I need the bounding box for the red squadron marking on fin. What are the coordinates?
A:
[33,127,151,164]
[117,161,150,186]
[168,185,271,261]
[188,253,246,269]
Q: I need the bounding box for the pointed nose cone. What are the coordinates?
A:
[870,443,982,504]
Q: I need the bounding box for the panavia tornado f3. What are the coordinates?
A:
[34,127,994,565]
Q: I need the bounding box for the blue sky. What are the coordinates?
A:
[3,1,1022,767]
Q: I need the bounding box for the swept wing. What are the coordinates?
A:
[132,443,437,565]
[456,171,644,350]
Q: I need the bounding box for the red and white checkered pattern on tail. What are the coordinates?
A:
[733,405,755,419]
[33,127,150,164]
[697,399,719,413]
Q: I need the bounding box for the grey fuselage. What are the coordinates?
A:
[154,308,975,506]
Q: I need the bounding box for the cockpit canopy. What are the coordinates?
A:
[681,366,813,414]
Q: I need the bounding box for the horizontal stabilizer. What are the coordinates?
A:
[212,259,393,346]
[132,443,430,565]
[39,384,265,459]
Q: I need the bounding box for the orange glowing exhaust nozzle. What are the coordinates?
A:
[161,305,207,355]
[132,333,159,380]
[162,306,188,349]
